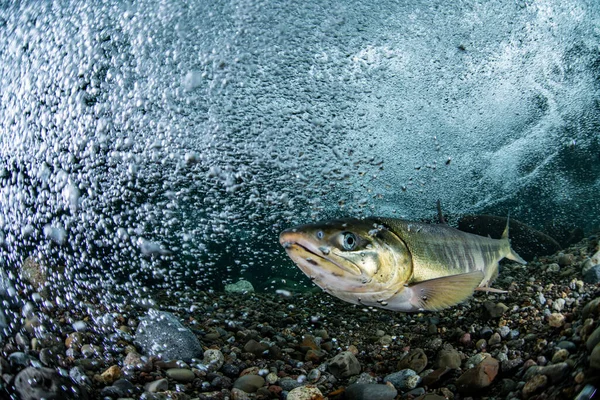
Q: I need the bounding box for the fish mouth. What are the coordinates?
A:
[279,230,362,276]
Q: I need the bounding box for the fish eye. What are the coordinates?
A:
[316,231,324,239]
[342,232,357,251]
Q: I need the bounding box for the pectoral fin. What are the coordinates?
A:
[406,271,484,311]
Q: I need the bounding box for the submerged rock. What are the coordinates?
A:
[397,348,428,373]
[383,369,421,391]
[583,265,600,284]
[328,351,361,378]
[233,374,265,393]
[345,383,397,400]
[15,367,87,400]
[134,310,202,361]
[455,355,499,393]
[286,385,324,400]
[225,280,255,293]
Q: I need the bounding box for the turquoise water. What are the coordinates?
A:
[0,0,599,302]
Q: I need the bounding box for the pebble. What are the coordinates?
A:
[421,367,450,387]
[224,279,255,293]
[69,366,92,387]
[436,347,461,369]
[523,374,548,398]
[278,377,303,391]
[15,367,82,400]
[286,385,324,400]
[523,362,570,383]
[307,368,321,383]
[558,253,574,266]
[345,383,397,400]
[328,351,361,378]
[556,340,577,352]
[166,368,195,382]
[265,372,278,384]
[455,356,499,393]
[498,326,511,338]
[203,349,225,372]
[484,301,508,318]
[551,349,569,363]
[548,313,565,328]
[244,339,269,356]
[553,298,566,312]
[586,326,600,351]
[488,332,502,346]
[123,351,153,372]
[99,365,121,384]
[583,265,600,284]
[231,387,251,400]
[134,310,203,361]
[383,369,421,391]
[590,343,600,369]
[145,378,169,392]
[233,374,265,393]
[397,348,428,373]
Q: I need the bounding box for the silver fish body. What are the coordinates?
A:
[279,217,525,312]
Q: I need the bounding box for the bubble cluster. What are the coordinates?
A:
[0,0,598,315]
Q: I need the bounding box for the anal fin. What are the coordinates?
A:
[407,271,484,311]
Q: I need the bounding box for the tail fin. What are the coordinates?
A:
[502,216,527,264]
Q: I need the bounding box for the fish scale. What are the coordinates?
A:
[376,218,508,285]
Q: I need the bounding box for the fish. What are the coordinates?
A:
[279,217,526,312]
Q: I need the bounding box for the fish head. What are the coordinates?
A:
[279,218,413,306]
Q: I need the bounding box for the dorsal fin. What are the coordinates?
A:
[436,200,447,225]
[502,215,510,239]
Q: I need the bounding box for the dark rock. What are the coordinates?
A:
[383,369,420,391]
[328,351,361,378]
[455,356,499,393]
[103,380,135,398]
[244,339,269,356]
[100,385,125,398]
[69,366,92,388]
[458,215,561,261]
[484,301,508,318]
[583,265,600,284]
[345,383,397,400]
[436,347,461,369]
[144,378,168,393]
[421,367,451,387]
[221,363,240,378]
[523,362,569,383]
[166,368,195,382]
[499,378,517,395]
[305,348,326,362]
[211,375,233,389]
[39,348,56,367]
[501,357,523,372]
[590,343,600,369]
[556,341,577,352]
[404,387,426,397]
[479,326,493,339]
[15,367,87,400]
[414,394,446,400]
[522,374,548,398]
[134,310,202,361]
[278,377,302,391]
[233,374,264,393]
[397,348,428,373]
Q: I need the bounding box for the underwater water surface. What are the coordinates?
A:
[0,0,599,315]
